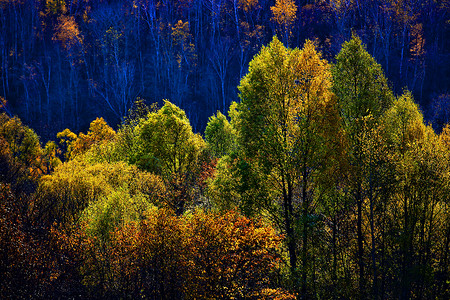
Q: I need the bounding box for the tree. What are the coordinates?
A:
[57,117,116,160]
[204,110,236,158]
[80,208,291,299]
[138,100,206,215]
[183,210,287,299]
[0,113,41,170]
[270,0,297,46]
[332,34,394,298]
[206,155,241,211]
[237,36,339,296]
[381,90,449,298]
[34,159,163,226]
[0,113,44,187]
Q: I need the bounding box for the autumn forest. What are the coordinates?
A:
[1,0,450,299]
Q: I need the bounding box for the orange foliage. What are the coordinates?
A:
[196,158,217,190]
[271,0,297,28]
[409,23,425,61]
[183,210,285,299]
[53,15,83,51]
[77,208,290,298]
[239,0,259,12]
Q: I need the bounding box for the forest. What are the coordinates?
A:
[1,0,450,299]
[0,0,449,137]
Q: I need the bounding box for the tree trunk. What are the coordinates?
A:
[283,174,298,294]
[301,165,309,299]
[357,187,365,298]
[369,187,378,299]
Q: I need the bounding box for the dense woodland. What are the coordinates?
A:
[1,0,450,299]
[2,32,450,298]
[0,0,449,138]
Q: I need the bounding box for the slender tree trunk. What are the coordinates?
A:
[399,25,407,81]
[357,186,365,298]
[368,167,378,300]
[401,192,411,300]
[332,214,338,299]
[301,163,309,299]
[370,191,378,299]
[282,173,298,294]
[380,192,387,300]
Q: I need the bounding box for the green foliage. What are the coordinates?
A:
[138,100,205,176]
[81,189,155,243]
[34,159,164,225]
[205,111,236,157]
[0,113,41,170]
[333,34,394,130]
[238,36,337,173]
[382,90,426,152]
[94,99,158,165]
[0,113,50,194]
[331,34,395,298]
[137,100,206,214]
[236,35,339,213]
[206,155,241,211]
[2,2,450,298]
[236,36,340,295]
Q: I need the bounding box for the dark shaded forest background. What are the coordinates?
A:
[1,0,449,139]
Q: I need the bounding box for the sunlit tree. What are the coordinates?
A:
[237,36,340,296]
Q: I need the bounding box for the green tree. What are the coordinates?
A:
[34,160,164,226]
[205,110,236,158]
[381,91,449,298]
[333,34,393,128]
[237,36,339,296]
[81,189,156,244]
[138,100,206,215]
[206,155,241,211]
[332,34,394,297]
[0,113,42,175]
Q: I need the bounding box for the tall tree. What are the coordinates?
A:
[237,36,339,296]
[332,33,394,298]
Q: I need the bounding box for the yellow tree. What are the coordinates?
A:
[57,117,116,160]
[237,36,340,296]
[270,0,297,46]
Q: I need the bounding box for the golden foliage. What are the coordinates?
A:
[270,0,297,28]
[53,15,83,51]
[78,208,288,298]
[34,159,164,226]
[57,117,115,160]
[171,20,196,68]
[409,23,425,61]
[239,0,259,12]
